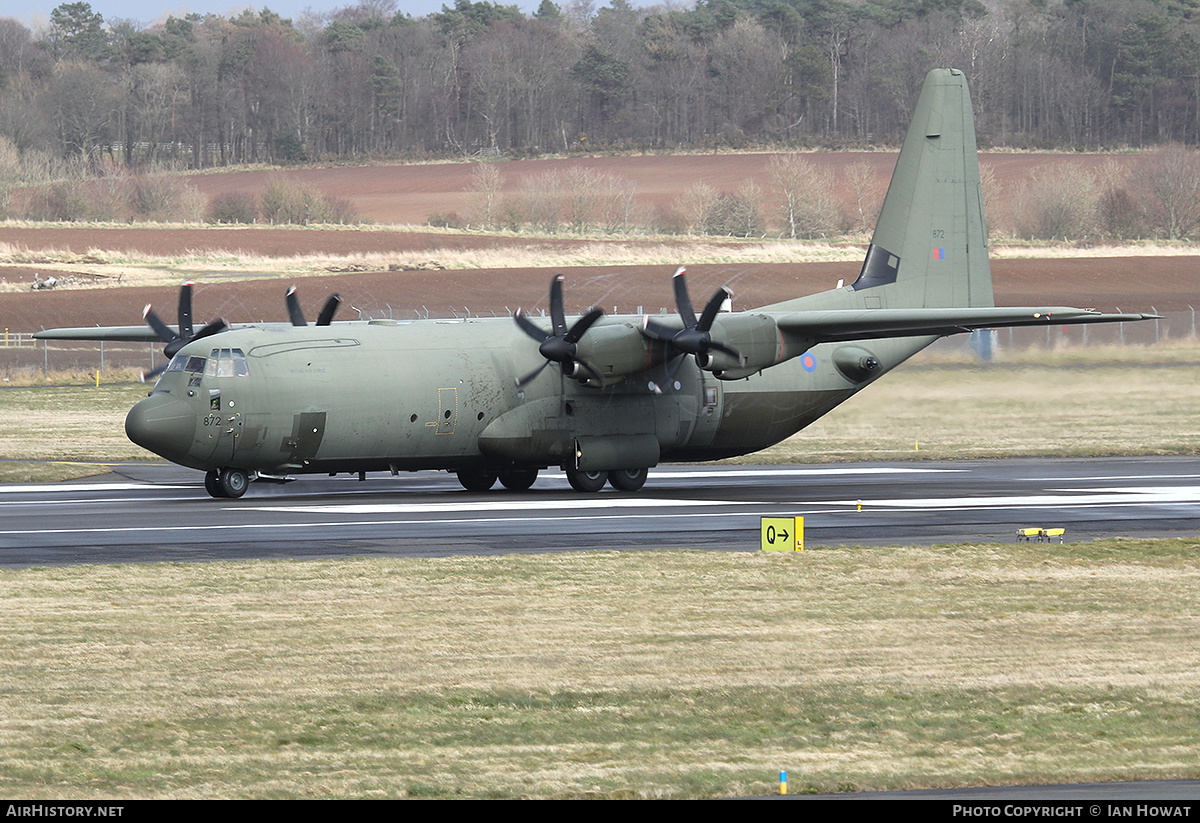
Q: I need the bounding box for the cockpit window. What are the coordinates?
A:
[165,354,208,373]
[207,347,250,377]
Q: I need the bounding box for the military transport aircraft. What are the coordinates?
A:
[36,69,1152,498]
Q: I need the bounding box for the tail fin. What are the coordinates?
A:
[852,68,992,309]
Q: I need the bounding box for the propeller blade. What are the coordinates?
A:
[286,286,307,326]
[177,281,194,340]
[672,267,696,328]
[316,293,342,326]
[707,340,745,364]
[642,317,677,342]
[141,362,169,382]
[549,275,567,338]
[143,304,178,346]
[514,309,551,343]
[564,307,604,344]
[515,360,550,387]
[191,318,229,342]
[696,287,729,333]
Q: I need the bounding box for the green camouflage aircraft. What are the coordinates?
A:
[37,69,1151,498]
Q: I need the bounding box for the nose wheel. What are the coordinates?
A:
[205,467,250,499]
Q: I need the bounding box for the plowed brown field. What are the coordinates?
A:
[0,152,1192,346]
[182,151,1136,226]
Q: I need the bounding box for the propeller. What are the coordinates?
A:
[286,286,342,326]
[513,275,605,387]
[142,281,228,381]
[642,267,744,392]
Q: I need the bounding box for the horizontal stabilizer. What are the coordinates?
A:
[775,307,1156,345]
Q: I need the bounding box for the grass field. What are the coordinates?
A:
[2,346,1197,798]
[1,541,1197,799]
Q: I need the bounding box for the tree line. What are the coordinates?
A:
[3,0,1200,176]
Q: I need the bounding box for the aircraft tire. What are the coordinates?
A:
[566,466,608,493]
[608,468,648,492]
[219,467,249,499]
[204,469,226,498]
[498,467,539,491]
[457,468,498,492]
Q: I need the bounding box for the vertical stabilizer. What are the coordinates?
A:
[852,68,992,309]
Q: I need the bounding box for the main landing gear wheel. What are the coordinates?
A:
[456,467,498,491]
[498,467,539,491]
[608,468,648,492]
[566,466,608,493]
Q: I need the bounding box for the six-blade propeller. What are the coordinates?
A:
[142,281,228,380]
[513,274,605,387]
[641,267,743,391]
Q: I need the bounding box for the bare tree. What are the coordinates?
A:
[679,181,718,235]
[767,153,837,238]
[522,169,562,232]
[465,161,504,228]
[1011,164,1099,241]
[843,160,882,233]
[1142,145,1200,240]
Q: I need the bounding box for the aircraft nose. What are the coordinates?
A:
[125,394,196,461]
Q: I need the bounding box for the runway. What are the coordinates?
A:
[4,455,1200,567]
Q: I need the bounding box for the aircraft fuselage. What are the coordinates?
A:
[126,315,933,480]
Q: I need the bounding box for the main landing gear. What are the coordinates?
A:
[565,466,649,492]
[454,465,649,493]
[205,467,250,499]
[454,466,542,492]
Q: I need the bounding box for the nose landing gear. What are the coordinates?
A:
[205,467,250,499]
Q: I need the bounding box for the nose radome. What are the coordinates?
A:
[126,394,196,461]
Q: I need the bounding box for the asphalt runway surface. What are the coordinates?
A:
[4,455,1200,567]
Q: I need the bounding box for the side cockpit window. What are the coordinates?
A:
[166,354,208,373]
[208,348,250,378]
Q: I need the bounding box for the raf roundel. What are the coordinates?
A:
[801,352,817,373]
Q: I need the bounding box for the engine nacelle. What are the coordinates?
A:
[573,323,656,384]
[706,314,783,379]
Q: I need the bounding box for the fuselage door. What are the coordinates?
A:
[435,387,458,435]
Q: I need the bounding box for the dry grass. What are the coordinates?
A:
[0,239,864,291]
[0,542,1198,798]
[749,345,1200,463]
[8,232,1200,293]
[0,382,152,462]
[991,242,1200,258]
